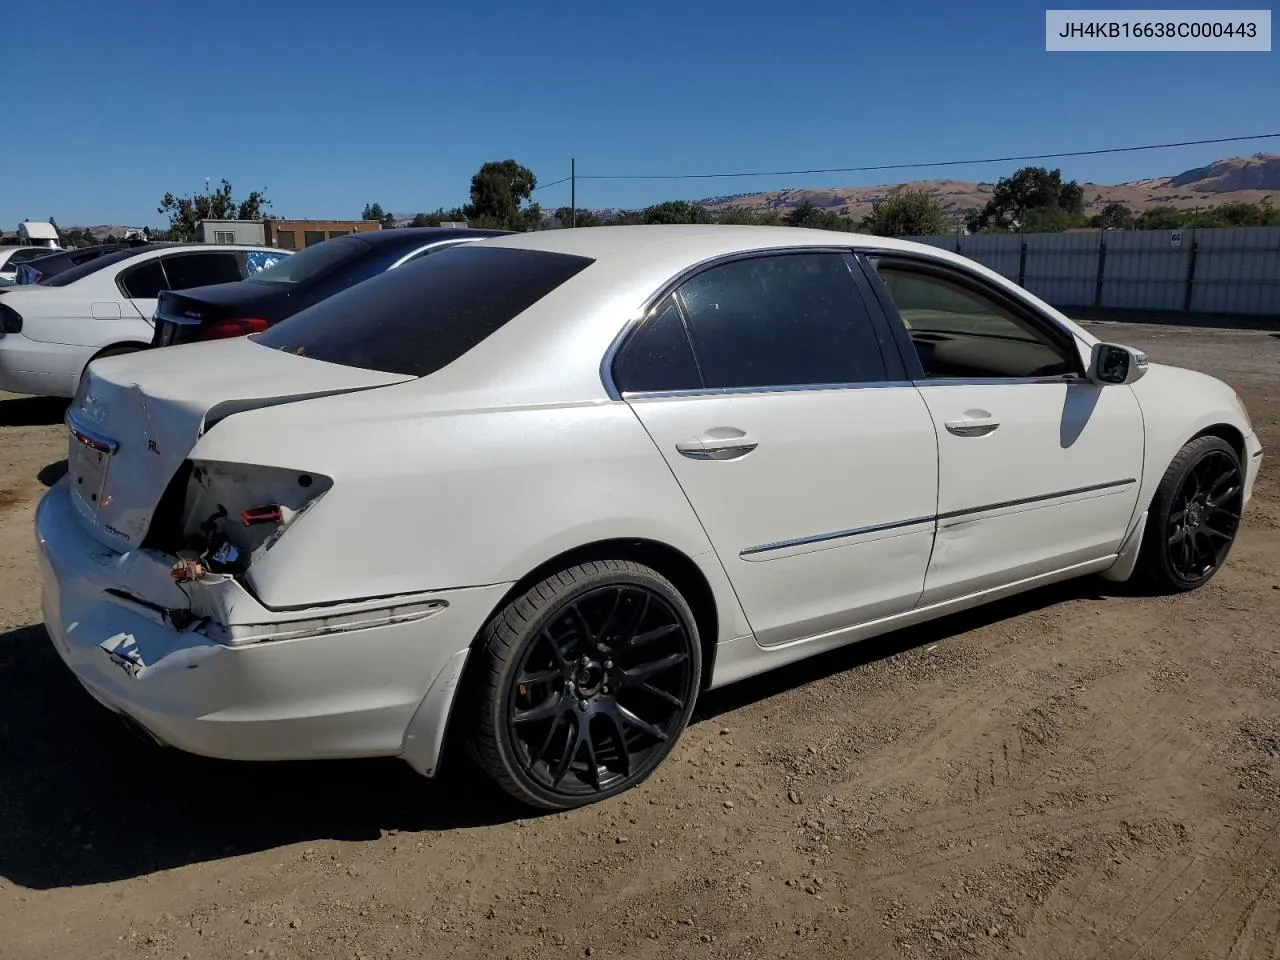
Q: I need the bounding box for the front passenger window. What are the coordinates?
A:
[873,265,1075,380]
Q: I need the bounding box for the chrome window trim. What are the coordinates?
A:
[916,376,1085,391]
[623,380,916,402]
[386,237,484,271]
[599,245,880,401]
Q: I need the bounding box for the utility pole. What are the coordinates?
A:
[571,158,576,228]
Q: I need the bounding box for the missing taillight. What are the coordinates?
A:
[241,504,284,527]
[143,461,331,581]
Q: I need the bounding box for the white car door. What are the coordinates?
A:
[614,251,939,648]
[861,254,1143,605]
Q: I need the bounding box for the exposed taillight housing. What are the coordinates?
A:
[143,459,330,571]
[197,317,270,341]
[0,303,22,336]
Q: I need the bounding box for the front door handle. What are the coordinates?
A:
[675,428,759,461]
[944,417,1000,438]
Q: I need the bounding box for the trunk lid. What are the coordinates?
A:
[66,337,412,550]
[152,284,283,347]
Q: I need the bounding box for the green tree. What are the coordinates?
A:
[1018,206,1086,233]
[861,190,949,236]
[1089,202,1135,230]
[1185,201,1280,228]
[968,167,1084,231]
[465,160,537,230]
[554,206,601,228]
[784,201,859,232]
[408,213,433,227]
[1135,205,1185,230]
[715,208,784,225]
[642,201,712,224]
[784,201,820,228]
[611,210,646,226]
[362,202,396,229]
[158,179,272,241]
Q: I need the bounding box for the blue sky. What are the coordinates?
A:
[5,0,1277,227]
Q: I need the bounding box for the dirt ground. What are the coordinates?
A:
[1,321,1278,960]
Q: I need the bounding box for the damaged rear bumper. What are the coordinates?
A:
[36,480,509,775]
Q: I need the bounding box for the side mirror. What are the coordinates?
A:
[1088,342,1149,386]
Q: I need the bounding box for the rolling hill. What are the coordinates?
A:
[692,153,1280,222]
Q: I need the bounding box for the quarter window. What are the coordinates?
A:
[119,259,169,299]
[674,252,887,390]
[612,297,701,393]
[872,263,1076,380]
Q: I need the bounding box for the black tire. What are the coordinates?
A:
[1134,435,1244,593]
[467,560,702,810]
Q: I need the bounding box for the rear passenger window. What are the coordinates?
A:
[612,298,702,394]
[119,260,169,299]
[162,252,243,289]
[675,253,887,390]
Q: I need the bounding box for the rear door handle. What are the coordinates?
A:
[675,428,759,461]
[944,417,1000,438]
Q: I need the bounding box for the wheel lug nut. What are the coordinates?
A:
[578,699,589,712]
[602,685,610,694]
[604,660,614,670]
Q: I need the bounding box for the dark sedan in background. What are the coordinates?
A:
[151,227,512,345]
[13,238,151,285]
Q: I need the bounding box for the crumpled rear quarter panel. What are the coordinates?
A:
[189,391,723,612]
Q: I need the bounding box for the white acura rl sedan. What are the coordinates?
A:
[37,226,1262,810]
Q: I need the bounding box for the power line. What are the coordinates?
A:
[538,133,1280,186]
[532,175,572,192]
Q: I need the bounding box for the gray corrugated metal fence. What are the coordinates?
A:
[898,226,1280,316]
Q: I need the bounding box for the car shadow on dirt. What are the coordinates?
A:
[0,577,1117,890]
[38,459,68,487]
[0,623,531,890]
[0,396,67,427]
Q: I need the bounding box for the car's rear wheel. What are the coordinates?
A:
[467,560,701,810]
[1135,435,1244,592]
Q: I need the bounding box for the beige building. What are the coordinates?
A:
[263,219,381,250]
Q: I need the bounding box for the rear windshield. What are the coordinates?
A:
[249,236,367,284]
[253,245,594,377]
[39,247,146,286]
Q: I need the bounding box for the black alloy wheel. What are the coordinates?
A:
[1138,435,1244,592]
[468,560,701,809]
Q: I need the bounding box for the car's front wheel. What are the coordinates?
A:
[1135,435,1244,592]
[467,560,701,810]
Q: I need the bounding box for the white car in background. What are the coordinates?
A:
[37,226,1262,810]
[0,245,61,284]
[0,243,289,397]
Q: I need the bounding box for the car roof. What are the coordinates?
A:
[478,224,952,263]
[357,227,514,248]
